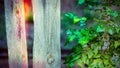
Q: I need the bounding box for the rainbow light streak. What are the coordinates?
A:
[24,0,32,21]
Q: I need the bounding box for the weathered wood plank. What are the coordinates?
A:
[32,0,61,68]
[4,0,28,68]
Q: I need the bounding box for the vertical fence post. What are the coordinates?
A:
[32,0,61,68]
[4,0,28,68]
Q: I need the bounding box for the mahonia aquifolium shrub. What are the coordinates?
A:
[64,0,120,68]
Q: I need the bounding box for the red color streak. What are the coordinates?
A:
[24,0,32,21]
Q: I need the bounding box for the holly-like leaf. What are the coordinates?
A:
[104,59,109,65]
[90,33,97,40]
[87,50,93,59]
[112,11,118,17]
[66,29,72,35]
[94,54,101,58]
[107,8,113,15]
[65,12,82,24]
[68,62,75,67]
[71,55,80,62]
[80,22,86,27]
[92,0,98,3]
[78,0,85,5]
[80,17,87,23]
[108,28,114,35]
[72,45,83,54]
[115,27,120,33]
[68,35,76,42]
[88,5,93,10]
[106,8,118,17]
[104,55,110,59]
[86,59,89,65]
[78,36,89,46]
[77,32,83,38]
[93,46,98,55]
[96,25,105,32]
[64,54,73,64]
[77,59,83,67]
[73,17,81,23]
[114,41,120,48]
[91,59,102,68]
[74,30,80,35]
[81,28,89,35]
[82,53,87,64]
[65,12,74,19]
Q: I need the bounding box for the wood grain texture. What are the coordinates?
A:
[4,0,28,68]
[32,0,61,68]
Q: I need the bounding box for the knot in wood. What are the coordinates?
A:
[47,54,55,64]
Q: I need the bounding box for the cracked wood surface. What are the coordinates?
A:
[32,0,61,68]
[4,0,28,68]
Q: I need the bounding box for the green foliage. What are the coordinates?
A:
[106,8,118,17]
[96,24,105,32]
[77,0,120,6]
[64,0,120,68]
[65,12,87,25]
[78,0,85,5]
[114,41,120,48]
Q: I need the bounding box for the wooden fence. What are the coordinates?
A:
[4,0,60,68]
